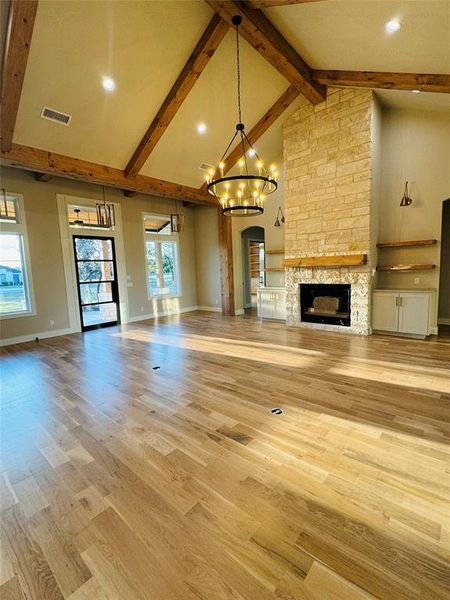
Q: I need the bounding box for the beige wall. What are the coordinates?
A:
[377,108,450,327]
[193,206,221,310]
[0,166,198,342]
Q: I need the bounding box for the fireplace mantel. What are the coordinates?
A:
[284,254,367,269]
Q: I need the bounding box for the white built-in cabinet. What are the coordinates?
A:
[372,290,434,338]
[256,287,286,321]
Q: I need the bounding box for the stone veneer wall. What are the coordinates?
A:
[283,88,377,335]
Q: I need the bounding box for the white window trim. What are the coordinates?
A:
[0,193,36,319]
[142,212,182,300]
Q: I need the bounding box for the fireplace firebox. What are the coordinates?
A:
[300,283,351,327]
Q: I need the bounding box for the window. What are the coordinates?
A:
[143,214,181,297]
[0,194,33,317]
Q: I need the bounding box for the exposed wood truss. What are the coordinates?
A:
[200,84,300,193]
[205,1,326,104]
[311,70,450,93]
[125,14,229,178]
[218,208,235,315]
[0,0,38,151]
[1,144,217,204]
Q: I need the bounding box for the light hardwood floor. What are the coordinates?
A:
[1,312,449,599]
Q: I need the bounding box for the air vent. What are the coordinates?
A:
[199,162,214,172]
[41,106,72,126]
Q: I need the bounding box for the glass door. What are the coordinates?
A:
[73,236,120,331]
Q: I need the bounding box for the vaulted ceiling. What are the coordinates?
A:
[1,0,449,201]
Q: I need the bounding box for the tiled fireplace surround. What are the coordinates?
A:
[284,88,377,335]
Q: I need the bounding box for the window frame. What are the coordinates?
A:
[142,213,182,299]
[0,193,35,319]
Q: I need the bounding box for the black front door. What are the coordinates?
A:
[73,236,120,331]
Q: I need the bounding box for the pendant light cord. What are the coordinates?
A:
[235,21,242,124]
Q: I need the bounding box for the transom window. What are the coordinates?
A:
[143,214,181,297]
[0,193,33,318]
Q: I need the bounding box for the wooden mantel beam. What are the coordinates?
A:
[199,84,300,193]
[311,70,450,93]
[1,1,38,151]
[205,1,325,104]
[1,144,217,205]
[125,14,229,178]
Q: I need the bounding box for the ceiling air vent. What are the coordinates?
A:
[41,106,72,126]
[199,162,214,172]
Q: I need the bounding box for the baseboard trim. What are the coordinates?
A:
[431,326,439,335]
[438,318,450,325]
[0,327,78,347]
[235,309,245,316]
[197,306,222,313]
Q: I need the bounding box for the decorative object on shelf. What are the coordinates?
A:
[72,208,84,228]
[205,15,277,216]
[400,181,413,206]
[274,206,285,227]
[170,200,184,233]
[96,186,115,229]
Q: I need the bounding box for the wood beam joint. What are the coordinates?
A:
[206,0,325,103]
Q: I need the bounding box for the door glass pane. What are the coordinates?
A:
[82,303,117,327]
[77,260,114,282]
[79,282,112,305]
[161,241,176,294]
[75,238,113,260]
[0,234,30,314]
[146,240,159,296]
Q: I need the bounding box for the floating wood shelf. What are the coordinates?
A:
[284,254,367,268]
[377,239,437,248]
[376,264,436,271]
[265,248,285,255]
[264,267,285,272]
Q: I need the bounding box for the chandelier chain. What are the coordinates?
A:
[235,21,242,124]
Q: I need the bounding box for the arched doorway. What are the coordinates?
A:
[241,226,265,310]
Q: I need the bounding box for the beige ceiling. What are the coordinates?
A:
[9,0,450,190]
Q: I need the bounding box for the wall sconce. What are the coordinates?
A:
[274,206,285,227]
[170,200,184,233]
[400,181,413,207]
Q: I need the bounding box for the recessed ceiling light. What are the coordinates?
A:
[385,19,401,34]
[411,89,420,94]
[248,148,256,157]
[197,122,207,134]
[102,77,116,92]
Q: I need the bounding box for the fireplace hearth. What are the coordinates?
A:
[300,283,351,327]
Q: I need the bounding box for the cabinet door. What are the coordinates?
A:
[273,292,286,320]
[398,293,429,335]
[372,293,399,332]
[258,291,274,319]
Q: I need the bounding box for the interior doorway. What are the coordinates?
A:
[73,236,120,331]
[241,226,265,309]
[438,198,450,335]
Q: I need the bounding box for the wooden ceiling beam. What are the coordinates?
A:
[125,14,229,178]
[205,1,325,104]
[1,0,38,151]
[1,144,217,205]
[311,70,450,93]
[199,84,300,193]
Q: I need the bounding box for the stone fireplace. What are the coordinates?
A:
[283,87,380,335]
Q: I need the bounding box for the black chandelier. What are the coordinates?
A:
[206,15,278,216]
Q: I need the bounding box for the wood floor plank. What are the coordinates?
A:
[1,312,449,598]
